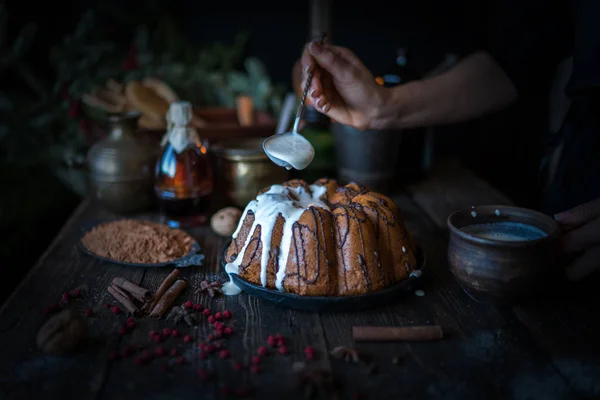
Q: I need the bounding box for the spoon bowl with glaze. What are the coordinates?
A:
[263,33,325,170]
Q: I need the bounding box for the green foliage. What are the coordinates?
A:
[0,7,284,196]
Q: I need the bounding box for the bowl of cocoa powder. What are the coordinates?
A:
[79,219,205,268]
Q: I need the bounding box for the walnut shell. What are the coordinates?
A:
[36,309,86,355]
[211,207,243,237]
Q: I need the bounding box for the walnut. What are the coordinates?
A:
[210,207,242,237]
[36,309,86,355]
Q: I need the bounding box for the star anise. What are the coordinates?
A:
[293,362,338,400]
[199,279,223,297]
[165,304,196,326]
[330,346,361,363]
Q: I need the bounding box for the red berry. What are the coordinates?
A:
[252,355,261,365]
[184,301,193,309]
[205,345,215,354]
[257,346,268,357]
[104,303,112,309]
[214,312,222,321]
[305,346,315,360]
[170,349,178,357]
[71,288,81,297]
[155,347,165,357]
[214,342,223,349]
[61,292,70,302]
[219,350,230,359]
[207,334,215,342]
[111,306,120,315]
[208,316,215,324]
[176,356,186,365]
[193,304,203,311]
[197,368,210,381]
[109,350,119,360]
[171,330,179,337]
[233,361,244,371]
[118,325,127,335]
[85,309,94,317]
[149,330,157,338]
[141,350,152,361]
[215,330,224,339]
[162,328,171,336]
[277,338,285,348]
[183,335,192,343]
[153,334,162,343]
[250,364,261,374]
[133,357,144,366]
[224,327,233,336]
[126,316,135,323]
[214,322,224,330]
[278,346,288,355]
[198,351,207,360]
[198,343,206,351]
[203,309,211,317]
[223,310,232,319]
[126,320,136,330]
[267,335,276,347]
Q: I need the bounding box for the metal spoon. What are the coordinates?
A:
[263,33,326,170]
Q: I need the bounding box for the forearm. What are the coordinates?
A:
[371,51,518,130]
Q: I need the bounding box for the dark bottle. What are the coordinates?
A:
[155,101,213,228]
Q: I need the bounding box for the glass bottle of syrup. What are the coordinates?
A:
[155,101,213,228]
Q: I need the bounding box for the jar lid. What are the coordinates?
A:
[212,138,269,161]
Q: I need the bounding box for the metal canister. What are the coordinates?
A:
[87,111,159,213]
[332,122,402,194]
[211,138,290,208]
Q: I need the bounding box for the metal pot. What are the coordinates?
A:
[87,111,159,213]
[211,138,290,208]
[332,122,401,194]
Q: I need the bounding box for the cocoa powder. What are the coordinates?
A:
[81,219,194,264]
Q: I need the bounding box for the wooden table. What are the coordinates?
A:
[1,163,599,400]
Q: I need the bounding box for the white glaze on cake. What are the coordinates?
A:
[222,183,329,296]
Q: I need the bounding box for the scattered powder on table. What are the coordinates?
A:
[81,219,194,264]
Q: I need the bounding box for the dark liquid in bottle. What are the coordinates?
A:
[155,143,213,228]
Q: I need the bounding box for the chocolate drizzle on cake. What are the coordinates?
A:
[222,179,417,297]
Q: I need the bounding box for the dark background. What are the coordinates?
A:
[1,0,552,301]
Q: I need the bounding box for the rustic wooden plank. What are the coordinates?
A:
[318,194,575,400]
[0,199,130,399]
[407,163,600,398]
[98,228,331,400]
[0,198,330,399]
[408,159,515,229]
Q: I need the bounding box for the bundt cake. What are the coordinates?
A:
[222,179,418,297]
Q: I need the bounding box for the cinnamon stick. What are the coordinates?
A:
[112,277,151,303]
[352,326,443,342]
[150,279,187,319]
[108,285,141,317]
[145,269,180,312]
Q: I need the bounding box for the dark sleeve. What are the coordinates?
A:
[482,0,572,96]
[566,0,600,96]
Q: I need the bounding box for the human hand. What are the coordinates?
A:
[299,41,390,130]
[554,197,600,281]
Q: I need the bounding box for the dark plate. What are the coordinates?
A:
[220,240,425,312]
[78,220,205,268]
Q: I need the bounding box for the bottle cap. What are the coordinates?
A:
[167,101,192,126]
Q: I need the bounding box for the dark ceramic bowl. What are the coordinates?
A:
[447,205,560,305]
